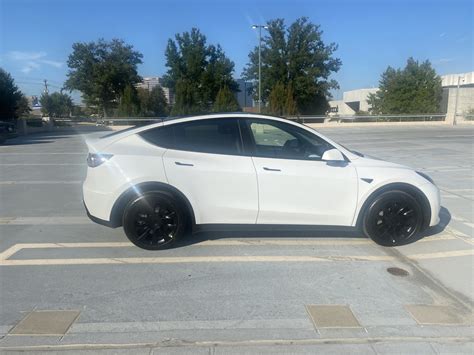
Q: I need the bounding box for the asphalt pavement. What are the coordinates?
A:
[0,123,472,354]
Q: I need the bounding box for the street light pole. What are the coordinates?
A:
[252,24,268,113]
[453,75,462,126]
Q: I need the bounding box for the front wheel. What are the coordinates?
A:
[363,190,424,246]
[122,192,186,250]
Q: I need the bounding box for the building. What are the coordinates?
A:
[136,77,174,105]
[329,88,378,116]
[329,71,474,117]
[440,72,474,117]
[235,79,254,110]
[136,77,161,91]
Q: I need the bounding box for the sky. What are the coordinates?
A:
[0,0,472,102]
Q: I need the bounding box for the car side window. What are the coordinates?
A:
[245,119,333,160]
[139,125,175,148]
[173,118,242,155]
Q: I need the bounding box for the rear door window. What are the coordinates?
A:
[172,118,242,155]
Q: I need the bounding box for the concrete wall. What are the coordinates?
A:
[441,86,474,117]
[342,88,378,112]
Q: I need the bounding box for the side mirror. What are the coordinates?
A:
[321,149,345,162]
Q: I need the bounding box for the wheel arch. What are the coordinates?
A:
[355,182,431,230]
[109,181,196,228]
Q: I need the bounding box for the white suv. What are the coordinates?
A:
[83,113,440,250]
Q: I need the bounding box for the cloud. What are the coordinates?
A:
[439,33,446,38]
[435,58,455,64]
[21,61,41,73]
[40,59,63,68]
[7,51,47,61]
[4,50,63,74]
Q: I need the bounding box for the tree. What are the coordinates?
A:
[137,86,168,117]
[213,85,240,112]
[118,85,138,117]
[268,81,298,116]
[40,92,73,118]
[15,95,31,118]
[368,58,442,114]
[243,17,341,114]
[162,28,238,115]
[268,82,286,116]
[0,68,30,120]
[65,39,143,116]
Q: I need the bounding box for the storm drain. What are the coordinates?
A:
[306,305,361,328]
[405,305,467,325]
[9,310,81,335]
[387,267,409,277]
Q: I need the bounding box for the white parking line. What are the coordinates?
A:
[0,152,85,155]
[0,181,82,185]
[0,217,90,225]
[0,255,397,266]
[0,236,471,266]
[0,163,83,166]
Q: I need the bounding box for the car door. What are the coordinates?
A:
[162,117,258,225]
[241,118,358,226]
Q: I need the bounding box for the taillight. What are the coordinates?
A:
[87,153,113,168]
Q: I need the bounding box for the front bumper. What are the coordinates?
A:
[419,182,441,227]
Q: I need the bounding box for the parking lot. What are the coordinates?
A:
[0,123,473,354]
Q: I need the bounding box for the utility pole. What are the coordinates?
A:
[252,24,268,113]
[43,79,49,95]
[453,75,462,126]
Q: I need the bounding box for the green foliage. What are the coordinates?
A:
[268,81,298,116]
[118,85,139,117]
[40,92,73,118]
[137,86,168,117]
[243,17,341,114]
[162,28,238,115]
[368,58,442,114]
[65,39,143,116]
[15,95,31,118]
[0,68,29,121]
[213,85,240,112]
[268,82,286,116]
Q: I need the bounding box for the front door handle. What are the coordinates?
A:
[263,167,281,172]
[175,161,194,167]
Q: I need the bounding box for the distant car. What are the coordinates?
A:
[0,121,17,144]
[83,113,440,250]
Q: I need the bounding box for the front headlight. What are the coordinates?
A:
[416,171,434,184]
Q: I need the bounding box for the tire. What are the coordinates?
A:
[362,190,424,246]
[122,191,186,250]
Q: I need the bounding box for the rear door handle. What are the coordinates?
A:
[263,167,281,172]
[175,161,194,167]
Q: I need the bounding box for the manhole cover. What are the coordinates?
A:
[387,267,409,277]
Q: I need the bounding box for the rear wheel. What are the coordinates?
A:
[122,192,186,250]
[363,190,423,246]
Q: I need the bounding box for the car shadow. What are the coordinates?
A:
[175,226,364,248]
[175,206,452,248]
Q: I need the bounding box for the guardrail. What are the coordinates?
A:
[288,114,446,124]
[56,114,450,127]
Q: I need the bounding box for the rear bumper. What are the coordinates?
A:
[83,200,115,228]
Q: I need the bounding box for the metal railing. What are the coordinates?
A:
[287,114,446,124]
[55,113,449,127]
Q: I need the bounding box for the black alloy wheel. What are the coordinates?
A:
[123,192,185,250]
[363,190,423,246]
